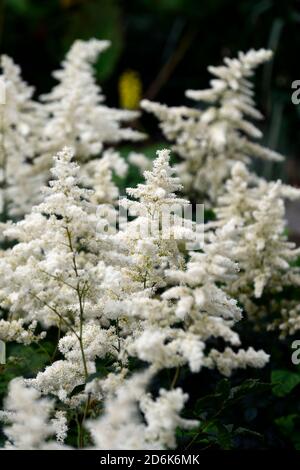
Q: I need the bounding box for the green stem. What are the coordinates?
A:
[79,393,91,448]
[75,413,82,449]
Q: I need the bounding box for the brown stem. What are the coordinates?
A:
[170,366,180,389]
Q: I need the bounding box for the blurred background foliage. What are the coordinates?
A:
[0,0,300,185]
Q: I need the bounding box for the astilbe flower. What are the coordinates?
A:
[0,378,67,449]
[87,370,158,450]
[52,411,68,444]
[0,146,272,450]
[2,371,199,450]
[0,40,290,452]
[140,387,199,449]
[37,38,145,199]
[116,148,196,291]
[107,151,269,376]
[0,55,46,218]
[213,162,300,333]
[0,147,121,331]
[142,49,283,204]
[27,322,118,404]
[0,319,45,345]
[87,370,198,450]
[40,39,144,160]
[104,149,198,362]
[83,148,127,206]
[274,301,300,338]
[0,40,146,219]
[0,148,125,413]
[127,221,269,376]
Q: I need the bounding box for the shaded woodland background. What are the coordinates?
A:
[1,1,300,450]
[0,0,299,183]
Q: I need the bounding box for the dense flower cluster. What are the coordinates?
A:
[141,49,283,203]
[0,41,298,450]
[213,162,300,332]
[0,55,45,217]
[0,39,142,220]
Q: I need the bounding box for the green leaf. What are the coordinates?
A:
[271,370,300,397]
[234,427,262,439]
[216,378,231,400]
[293,436,300,450]
[215,423,233,450]
[195,393,222,415]
[275,414,300,450]
[275,414,297,436]
[229,379,270,401]
[6,0,30,14]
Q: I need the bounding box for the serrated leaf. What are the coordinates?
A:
[230,379,270,401]
[275,414,297,435]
